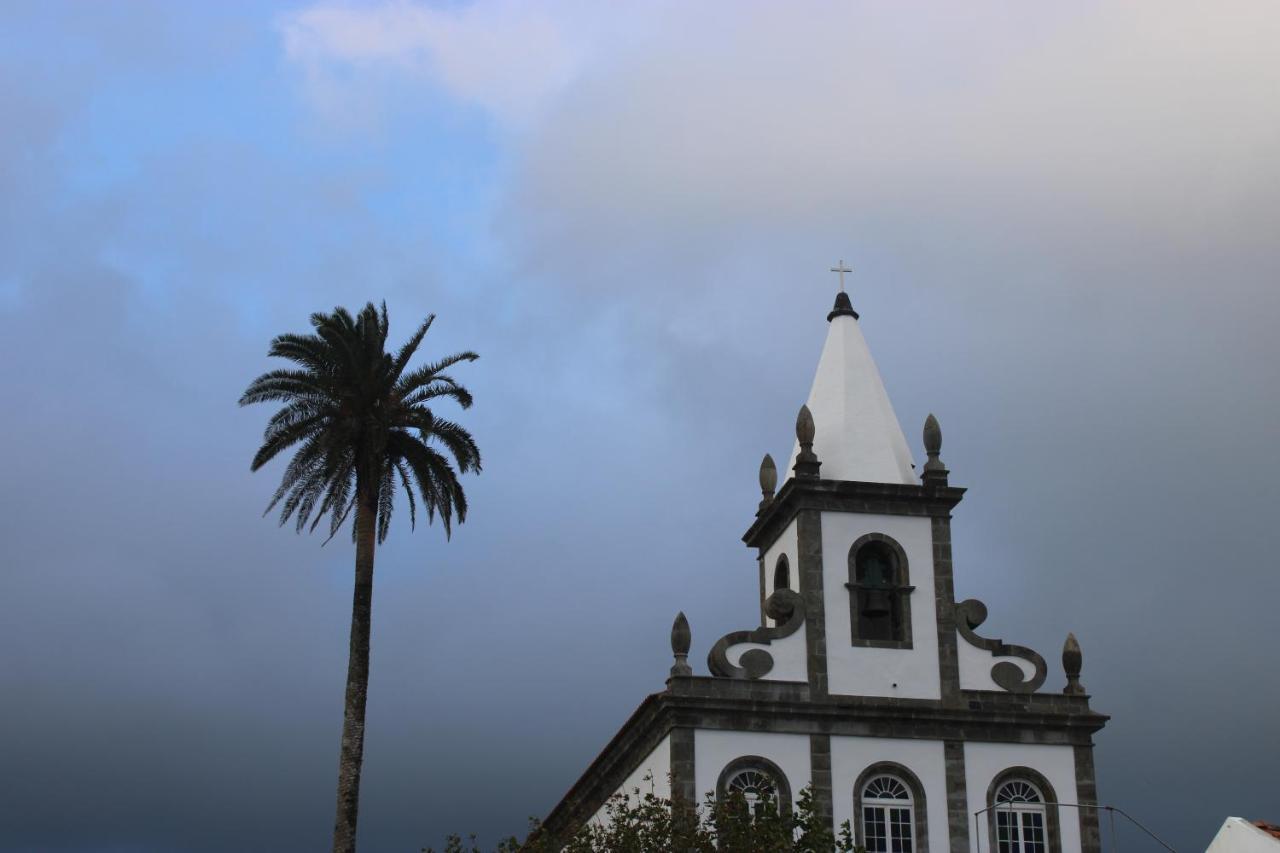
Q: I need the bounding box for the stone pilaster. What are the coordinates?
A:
[1074,743,1103,853]
[796,509,827,697]
[931,513,962,704]
[669,728,697,806]
[944,740,971,853]
[757,549,769,625]
[809,733,834,834]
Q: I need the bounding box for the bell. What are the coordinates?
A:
[863,588,891,619]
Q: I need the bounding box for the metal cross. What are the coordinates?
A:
[829,259,852,292]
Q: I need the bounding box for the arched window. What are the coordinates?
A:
[994,781,1047,853]
[861,776,915,852]
[853,763,929,852]
[716,756,791,816]
[846,534,914,647]
[773,555,791,592]
[985,769,1061,853]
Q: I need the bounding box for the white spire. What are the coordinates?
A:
[786,293,917,485]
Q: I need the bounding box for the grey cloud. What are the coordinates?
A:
[2,3,1278,852]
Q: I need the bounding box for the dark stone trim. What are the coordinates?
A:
[745,478,966,549]
[797,510,828,697]
[670,727,696,806]
[669,676,812,703]
[846,532,914,649]
[539,687,1107,842]
[665,681,1107,743]
[758,550,768,626]
[707,589,805,679]
[944,741,970,853]
[666,677,1102,719]
[1073,744,1102,853]
[715,754,793,813]
[809,734,834,833]
[933,516,963,705]
[955,599,1048,693]
[984,766,1062,853]
[828,290,859,321]
[852,761,930,853]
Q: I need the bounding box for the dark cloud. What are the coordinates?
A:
[2,3,1278,851]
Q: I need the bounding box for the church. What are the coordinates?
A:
[539,284,1109,852]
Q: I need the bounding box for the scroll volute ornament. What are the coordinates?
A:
[1063,632,1085,695]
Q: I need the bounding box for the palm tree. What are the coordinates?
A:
[240,303,480,853]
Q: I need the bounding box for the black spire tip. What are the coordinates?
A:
[827,291,859,322]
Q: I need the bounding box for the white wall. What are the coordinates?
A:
[964,742,1081,853]
[830,736,949,847]
[694,729,811,806]
[591,734,671,825]
[720,515,807,681]
[1206,817,1280,853]
[763,517,799,625]
[822,512,941,699]
[957,632,1038,691]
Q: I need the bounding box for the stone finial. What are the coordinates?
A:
[758,454,777,513]
[1063,632,1085,695]
[921,413,949,485]
[670,612,692,677]
[793,405,821,479]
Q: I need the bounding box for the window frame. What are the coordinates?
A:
[852,762,929,853]
[984,768,1061,853]
[715,755,792,816]
[846,533,915,649]
[773,554,791,594]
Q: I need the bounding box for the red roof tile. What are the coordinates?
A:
[1253,821,1280,841]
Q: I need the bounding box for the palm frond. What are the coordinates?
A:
[401,380,473,410]
[407,414,481,474]
[239,369,331,406]
[390,313,435,383]
[396,352,479,398]
[243,304,479,546]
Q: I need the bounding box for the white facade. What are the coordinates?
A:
[829,736,949,844]
[964,742,1081,852]
[694,730,811,806]
[762,517,800,619]
[823,512,941,699]
[1207,818,1280,853]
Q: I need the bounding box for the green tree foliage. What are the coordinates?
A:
[242,303,480,853]
[424,779,862,853]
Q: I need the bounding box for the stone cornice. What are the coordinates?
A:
[744,477,967,549]
[537,678,1107,842]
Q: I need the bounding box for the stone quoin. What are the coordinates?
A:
[537,286,1108,852]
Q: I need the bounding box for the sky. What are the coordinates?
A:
[1,1,1278,850]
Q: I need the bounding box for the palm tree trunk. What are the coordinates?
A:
[332,492,378,853]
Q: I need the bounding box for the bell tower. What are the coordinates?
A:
[539,283,1108,853]
[743,290,980,703]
